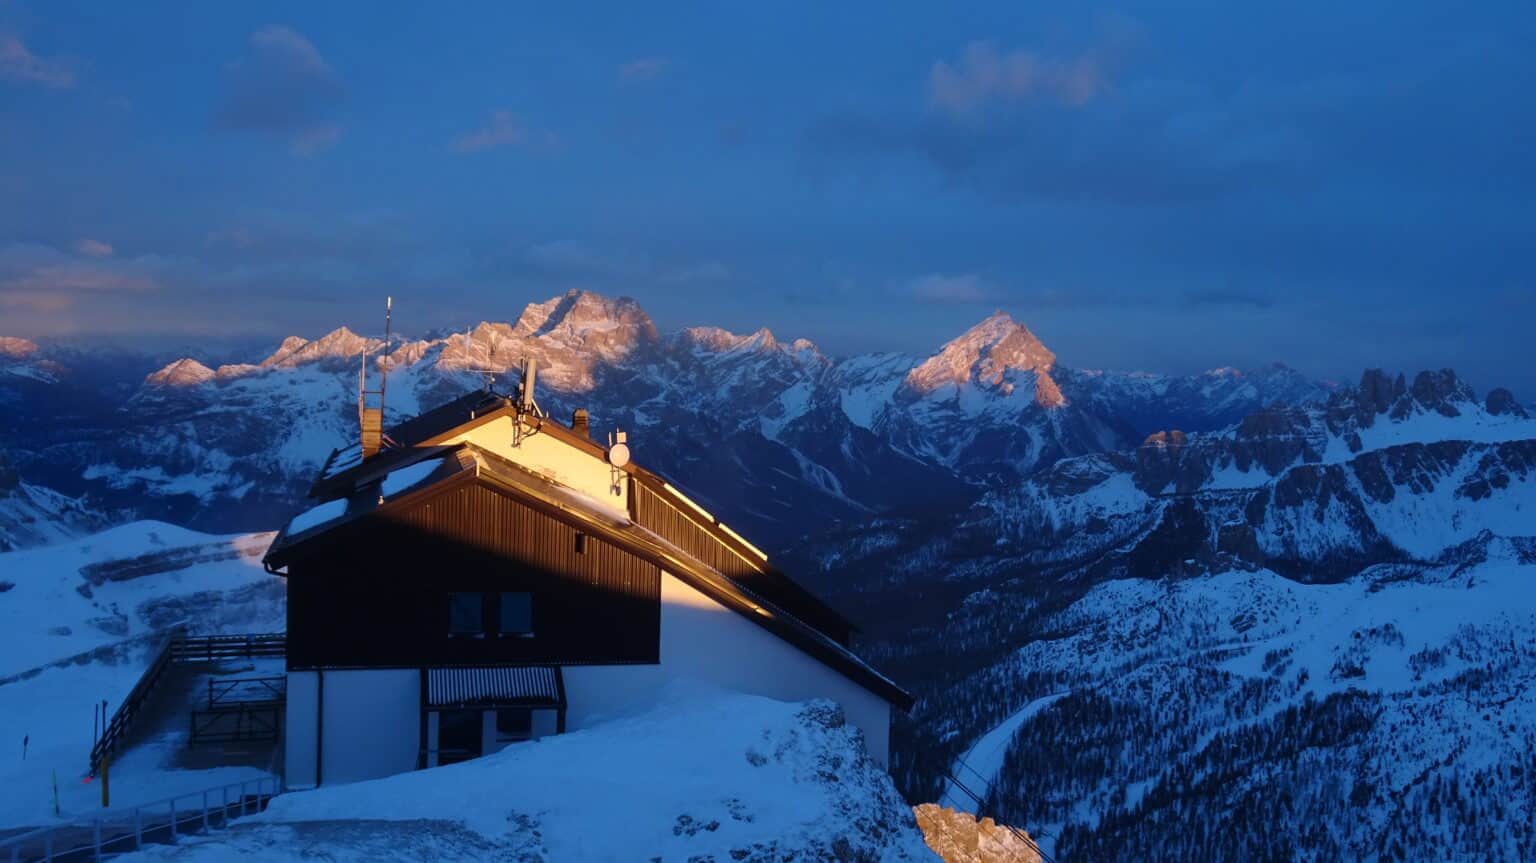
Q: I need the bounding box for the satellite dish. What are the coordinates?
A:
[607,442,631,467]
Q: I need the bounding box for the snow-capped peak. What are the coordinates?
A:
[512,289,657,344]
[144,357,216,387]
[902,311,1064,406]
[260,327,380,369]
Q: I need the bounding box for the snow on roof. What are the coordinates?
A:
[380,455,446,498]
[287,497,348,536]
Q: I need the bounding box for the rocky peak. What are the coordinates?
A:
[144,358,216,387]
[1486,388,1529,418]
[1357,369,1406,415]
[904,311,1062,405]
[0,337,40,360]
[512,290,658,346]
[260,327,379,369]
[681,326,772,354]
[1406,369,1476,418]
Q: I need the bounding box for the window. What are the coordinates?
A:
[496,707,533,741]
[499,592,533,637]
[447,592,484,637]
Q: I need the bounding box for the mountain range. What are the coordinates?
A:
[5,290,1534,860]
[2,290,1339,548]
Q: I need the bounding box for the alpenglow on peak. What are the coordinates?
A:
[903,310,1058,394]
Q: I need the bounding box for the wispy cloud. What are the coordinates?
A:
[213,26,344,154]
[618,57,668,82]
[451,110,557,155]
[0,31,74,88]
[929,41,1110,115]
[0,260,158,313]
[905,273,1001,305]
[74,239,114,258]
[452,109,526,154]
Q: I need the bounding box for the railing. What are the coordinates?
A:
[190,703,283,746]
[0,775,280,863]
[169,634,286,662]
[87,629,185,775]
[89,633,286,774]
[206,676,285,709]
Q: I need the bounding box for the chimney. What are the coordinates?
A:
[571,409,590,439]
[360,406,383,458]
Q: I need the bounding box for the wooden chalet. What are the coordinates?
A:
[263,385,912,787]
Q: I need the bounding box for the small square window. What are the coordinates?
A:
[497,708,533,741]
[499,592,533,637]
[447,592,484,637]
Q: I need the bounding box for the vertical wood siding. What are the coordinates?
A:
[288,482,660,670]
[631,480,853,644]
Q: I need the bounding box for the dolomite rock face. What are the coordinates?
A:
[914,804,1043,863]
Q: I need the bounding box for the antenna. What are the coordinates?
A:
[510,356,547,448]
[462,324,499,391]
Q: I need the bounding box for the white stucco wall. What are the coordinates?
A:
[285,669,420,787]
[562,572,892,765]
[439,415,627,516]
[284,671,319,789]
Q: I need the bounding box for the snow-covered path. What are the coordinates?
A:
[940,691,1069,810]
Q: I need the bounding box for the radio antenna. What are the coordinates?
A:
[462,324,499,391]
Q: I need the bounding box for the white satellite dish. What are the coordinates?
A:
[607,442,631,468]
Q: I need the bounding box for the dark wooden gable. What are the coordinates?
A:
[630,478,855,644]
[286,478,660,671]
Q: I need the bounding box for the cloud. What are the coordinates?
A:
[618,57,668,82]
[290,123,340,156]
[929,41,1108,115]
[905,273,1001,305]
[452,110,527,154]
[213,26,343,152]
[74,239,114,258]
[810,75,1309,205]
[0,32,74,88]
[0,256,159,314]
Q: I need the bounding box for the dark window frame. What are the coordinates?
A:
[446,591,486,639]
[497,591,534,639]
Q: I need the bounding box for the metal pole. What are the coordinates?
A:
[169,799,177,840]
[239,781,248,816]
[202,789,210,831]
[134,807,143,849]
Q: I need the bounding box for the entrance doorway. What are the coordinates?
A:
[437,709,483,765]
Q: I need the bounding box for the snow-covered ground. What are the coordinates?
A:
[0,523,284,830]
[104,683,934,862]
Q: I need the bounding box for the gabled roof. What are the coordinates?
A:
[311,389,511,498]
[309,391,860,640]
[265,442,913,710]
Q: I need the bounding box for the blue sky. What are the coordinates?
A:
[2,1,1532,394]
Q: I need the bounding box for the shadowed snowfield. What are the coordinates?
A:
[104,683,932,862]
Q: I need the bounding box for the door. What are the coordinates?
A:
[437,709,483,765]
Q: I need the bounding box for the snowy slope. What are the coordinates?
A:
[0,523,284,829]
[979,548,1536,860]
[107,684,934,863]
[787,367,1536,860]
